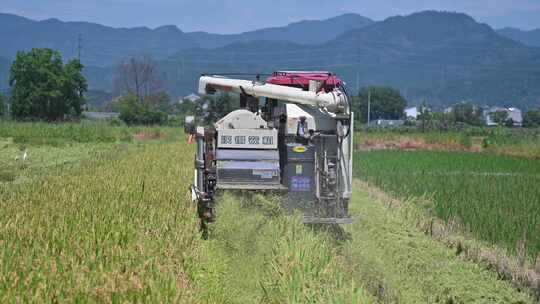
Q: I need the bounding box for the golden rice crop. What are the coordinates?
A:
[0,142,202,302]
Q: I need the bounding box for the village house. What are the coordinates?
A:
[82,111,120,121]
[484,106,523,126]
[372,119,405,127]
[179,93,201,103]
[404,106,419,119]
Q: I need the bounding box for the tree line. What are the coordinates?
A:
[1,48,540,128]
[0,49,172,125]
[351,86,540,129]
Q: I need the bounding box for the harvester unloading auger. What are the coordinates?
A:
[186,71,354,230]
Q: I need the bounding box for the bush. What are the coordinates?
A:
[118,94,168,125]
[166,115,184,127]
[449,102,484,126]
[108,117,125,127]
[523,109,540,128]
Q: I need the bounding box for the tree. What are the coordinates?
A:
[432,111,452,131]
[523,109,540,128]
[9,48,87,121]
[354,86,407,124]
[417,101,433,132]
[490,110,509,126]
[449,102,484,126]
[63,59,87,116]
[170,99,198,116]
[204,93,238,124]
[113,55,162,102]
[145,91,171,112]
[118,93,167,125]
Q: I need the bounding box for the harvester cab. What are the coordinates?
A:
[189,71,354,229]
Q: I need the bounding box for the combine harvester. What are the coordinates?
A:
[186,71,354,229]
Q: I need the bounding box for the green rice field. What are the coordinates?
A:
[355,150,540,258]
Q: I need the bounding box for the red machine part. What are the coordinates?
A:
[266,71,343,91]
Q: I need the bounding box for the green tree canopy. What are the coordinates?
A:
[449,102,484,126]
[354,86,407,124]
[145,91,171,112]
[9,48,87,121]
[204,93,238,124]
[490,110,509,126]
[118,93,167,125]
[523,109,540,128]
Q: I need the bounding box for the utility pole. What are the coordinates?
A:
[367,89,371,127]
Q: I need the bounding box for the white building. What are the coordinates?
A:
[83,111,120,121]
[404,106,419,119]
[484,106,523,126]
[373,119,405,127]
[180,93,201,103]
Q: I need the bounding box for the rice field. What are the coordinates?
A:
[355,150,540,258]
[0,121,375,302]
[0,142,202,302]
[0,121,534,302]
[0,121,182,183]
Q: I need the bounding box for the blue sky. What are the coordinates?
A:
[2,0,540,32]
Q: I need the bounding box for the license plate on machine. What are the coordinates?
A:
[252,170,276,179]
[218,129,278,149]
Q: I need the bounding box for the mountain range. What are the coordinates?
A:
[497,27,540,47]
[159,11,540,108]
[1,11,539,109]
[0,12,373,67]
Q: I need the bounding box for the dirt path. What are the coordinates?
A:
[343,180,532,303]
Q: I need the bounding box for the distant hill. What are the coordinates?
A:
[158,11,540,108]
[324,11,540,107]
[233,13,374,44]
[2,11,540,109]
[0,13,223,67]
[497,27,540,47]
[0,13,373,67]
